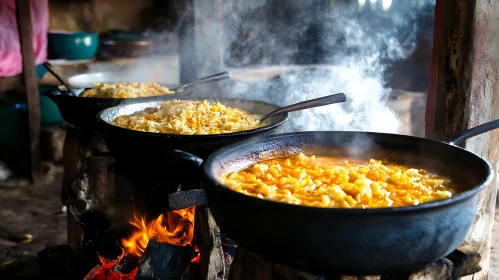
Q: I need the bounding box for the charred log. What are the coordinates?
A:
[78,210,122,266]
[136,238,196,280]
[79,210,112,246]
[84,257,138,280]
[96,229,124,261]
[113,254,140,275]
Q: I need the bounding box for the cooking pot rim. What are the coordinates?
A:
[42,86,192,100]
[202,131,493,214]
[97,97,289,138]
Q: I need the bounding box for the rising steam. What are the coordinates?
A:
[221,1,417,133]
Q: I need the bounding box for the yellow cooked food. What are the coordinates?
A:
[81,82,175,98]
[220,153,457,208]
[113,100,263,135]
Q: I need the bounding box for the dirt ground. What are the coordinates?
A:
[0,177,498,279]
[0,176,66,279]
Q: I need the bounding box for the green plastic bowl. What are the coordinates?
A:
[48,30,99,60]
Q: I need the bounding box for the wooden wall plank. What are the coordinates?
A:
[431,0,499,278]
[424,0,443,139]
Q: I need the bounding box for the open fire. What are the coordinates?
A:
[84,207,196,280]
[122,207,196,258]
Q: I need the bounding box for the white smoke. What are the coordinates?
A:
[219,1,418,133]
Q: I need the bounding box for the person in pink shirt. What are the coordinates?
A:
[0,0,48,77]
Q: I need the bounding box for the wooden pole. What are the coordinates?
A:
[429,0,499,278]
[15,0,42,184]
[176,0,197,84]
[424,0,442,139]
[176,0,225,93]
[193,0,224,78]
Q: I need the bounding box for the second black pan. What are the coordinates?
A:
[40,85,192,131]
[169,119,499,275]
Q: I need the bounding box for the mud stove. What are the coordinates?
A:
[37,127,483,280]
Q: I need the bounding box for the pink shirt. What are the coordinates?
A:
[0,0,48,77]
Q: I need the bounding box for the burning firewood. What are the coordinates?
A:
[136,238,196,280]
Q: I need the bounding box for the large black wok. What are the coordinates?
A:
[170,120,499,275]
[41,85,192,131]
[97,97,289,179]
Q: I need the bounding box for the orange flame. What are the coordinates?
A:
[121,207,195,257]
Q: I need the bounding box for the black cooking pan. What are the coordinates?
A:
[170,120,499,275]
[97,97,289,180]
[40,85,192,131]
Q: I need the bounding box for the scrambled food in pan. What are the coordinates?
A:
[220,153,458,208]
[80,82,175,98]
[112,100,263,135]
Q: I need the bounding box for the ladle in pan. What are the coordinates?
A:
[177,71,231,90]
[259,93,346,123]
[43,62,77,96]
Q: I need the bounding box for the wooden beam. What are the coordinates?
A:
[176,0,197,84]
[175,0,225,93]
[431,0,499,279]
[193,0,224,78]
[15,0,42,184]
[424,0,443,139]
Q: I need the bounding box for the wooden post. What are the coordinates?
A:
[62,127,112,247]
[424,0,442,139]
[176,0,225,91]
[15,0,42,184]
[193,0,224,78]
[176,0,197,84]
[428,0,499,279]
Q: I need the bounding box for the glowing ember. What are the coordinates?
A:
[121,207,196,257]
[84,254,138,280]
[191,246,200,263]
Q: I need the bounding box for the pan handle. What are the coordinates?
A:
[443,119,499,145]
[169,149,204,189]
[168,150,207,210]
[170,149,204,170]
[39,89,51,97]
[39,88,59,103]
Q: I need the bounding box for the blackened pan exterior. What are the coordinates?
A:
[200,131,492,275]
[40,86,191,131]
[97,98,288,179]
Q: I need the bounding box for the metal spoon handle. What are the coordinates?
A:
[260,93,347,123]
[43,62,77,96]
[179,71,231,89]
